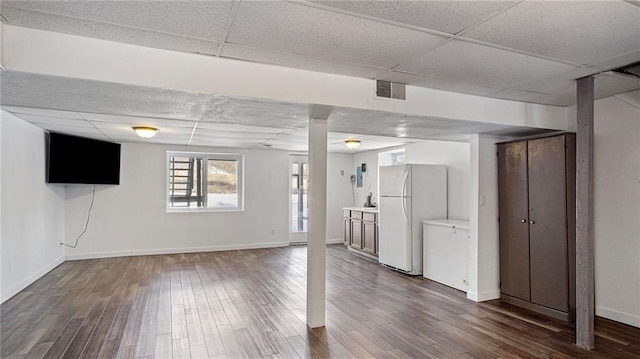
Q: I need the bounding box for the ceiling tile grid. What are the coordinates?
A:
[309,0,517,35]
[397,40,577,89]
[0,5,222,56]
[226,1,447,69]
[2,1,234,41]
[461,1,640,66]
[221,43,389,79]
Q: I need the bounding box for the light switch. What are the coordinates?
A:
[480,195,487,206]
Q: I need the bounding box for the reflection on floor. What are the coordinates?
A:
[1,244,639,358]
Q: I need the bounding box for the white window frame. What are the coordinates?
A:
[392,150,406,165]
[166,151,244,213]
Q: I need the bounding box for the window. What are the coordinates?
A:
[392,151,406,165]
[167,152,243,212]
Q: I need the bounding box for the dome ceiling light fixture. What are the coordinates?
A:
[132,126,159,138]
[344,139,361,149]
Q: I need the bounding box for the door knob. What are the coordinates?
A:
[521,219,526,223]
[529,220,535,224]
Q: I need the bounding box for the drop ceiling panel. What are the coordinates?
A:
[94,122,195,136]
[2,1,233,40]
[2,106,85,119]
[328,107,512,140]
[33,123,108,140]
[463,1,640,65]
[593,50,640,73]
[488,89,573,107]
[227,1,446,69]
[376,71,499,96]
[82,113,195,129]
[196,122,285,134]
[221,44,388,79]
[194,128,274,140]
[310,1,516,35]
[0,71,220,121]
[0,6,220,56]
[398,40,576,89]
[10,114,94,128]
[515,73,640,104]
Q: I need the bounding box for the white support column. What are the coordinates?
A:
[468,134,501,302]
[576,76,595,349]
[307,117,327,328]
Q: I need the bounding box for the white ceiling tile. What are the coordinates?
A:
[376,71,500,96]
[2,106,84,119]
[593,50,640,72]
[94,122,195,135]
[227,1,446,68]
[463,1,640,65]
[310,1,516,35]
[517,66,602,95]
[595,73,640,99]
[196,122,285,134]
[83,113,196,128]
[487,89,573,107]
[11,114,94,128]
[397,40,576,89]
[514,71,640,105]
[33,124,109,140]
[2,1,233,41]
[194,128,273,140]
[1,6,220,56]
[221,44,388,79]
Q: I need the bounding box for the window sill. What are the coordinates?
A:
[166,208,244,213]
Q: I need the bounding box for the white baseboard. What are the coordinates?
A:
[596,305,640,328]
[467,289,501,302]
[326,238,345,244]
[65,241,290,260]
[1,255,65,304]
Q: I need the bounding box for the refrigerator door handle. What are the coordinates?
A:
[401,171,409,224]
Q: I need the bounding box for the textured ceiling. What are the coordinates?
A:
[1,71,514,152]
[1,0,639,106]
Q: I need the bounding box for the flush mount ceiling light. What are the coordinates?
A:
[344,139,361,149]
[132,126,159,139]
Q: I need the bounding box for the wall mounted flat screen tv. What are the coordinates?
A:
[46,132,121,185]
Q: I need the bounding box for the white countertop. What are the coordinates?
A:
[422,219,470,230]
[343,207,379,213]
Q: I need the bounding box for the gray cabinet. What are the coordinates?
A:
[344,209,378,256]
[498,133,576,321]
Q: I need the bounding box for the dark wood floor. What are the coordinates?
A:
[1,245,639,358]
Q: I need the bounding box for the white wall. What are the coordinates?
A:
[352,150,380,207]
[64,143,352,259]
[1,111,65,303]
[405,140,470,220]
[64,143,292,259]
[352,140,470,221]
[327,153,355,241]
[592,94,640,327]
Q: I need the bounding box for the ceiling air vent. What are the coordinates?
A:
[376,80,406,100]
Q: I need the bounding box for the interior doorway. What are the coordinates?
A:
[289,155,309,243]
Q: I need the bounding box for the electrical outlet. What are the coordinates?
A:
[270,228,275,235]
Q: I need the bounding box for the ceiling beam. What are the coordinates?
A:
[1,25,569,132]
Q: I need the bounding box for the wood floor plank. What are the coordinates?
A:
[2,245,640,359]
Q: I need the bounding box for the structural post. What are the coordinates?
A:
[576,76,595,349]
[306,117,328,328]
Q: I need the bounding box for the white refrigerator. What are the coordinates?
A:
[378,164,447,275]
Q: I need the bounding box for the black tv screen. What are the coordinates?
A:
[46,132,121,185]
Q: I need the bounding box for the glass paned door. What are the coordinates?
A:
[290,156,308,243]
